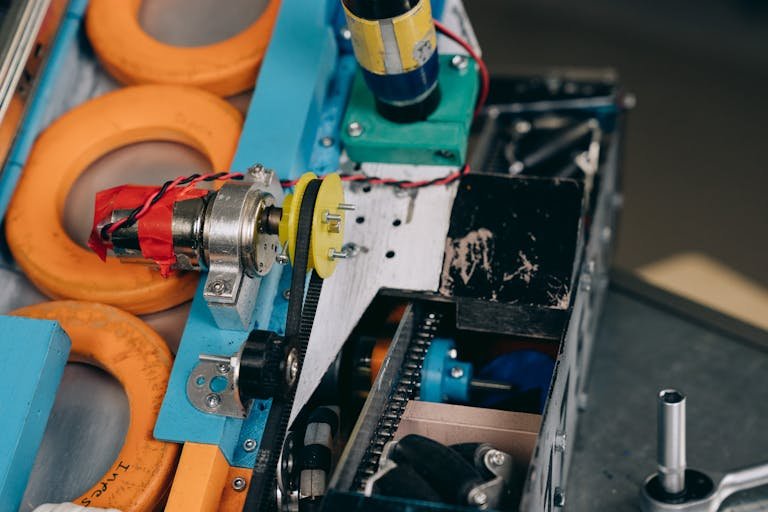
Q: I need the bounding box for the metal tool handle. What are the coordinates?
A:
[716,462,768,504]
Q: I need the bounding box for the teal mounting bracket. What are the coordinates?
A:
[341,54,479,166]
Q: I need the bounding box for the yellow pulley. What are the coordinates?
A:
[278,172,348,279]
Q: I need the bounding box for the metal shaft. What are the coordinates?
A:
[657,389,686,495]
[470,379,516,392]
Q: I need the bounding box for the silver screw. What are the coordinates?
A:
[347,121,363,137]
[249,163,264,176]
[276,242,289,265]
[555,431,567,452]
[451,54,469,70]
[217,363,231,374]
[232,476,247,492]
[340,27,352,40]
[285,348,299,386]
[205,393,221,409]
[514,120,532,134]
[488,450,505,466]
[337,203,356,211]
[209,280,225,295]
[328,249,348,260]
[450,367,464,379]
[323,211,342,223]
[447,349,458,360]
[471,491,488,506]
[320,136,334,147]
[282,289,290,300]
[243,439,257,452]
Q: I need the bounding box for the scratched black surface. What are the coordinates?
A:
[440,174,583,308]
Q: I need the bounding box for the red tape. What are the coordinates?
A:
[88,185,207,277]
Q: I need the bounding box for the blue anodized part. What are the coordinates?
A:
[420,338,473,403]
[0,316,70,512]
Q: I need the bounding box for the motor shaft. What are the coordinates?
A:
[657,389,686,495]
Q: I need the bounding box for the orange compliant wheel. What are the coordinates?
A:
[86,0,281,96]
[5,85,242,314]
[11,301,179,512]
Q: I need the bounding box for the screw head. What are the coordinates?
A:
[450,367,464,379]
[232,476,247,492]
[243,438,257,452]
[514,120,532,134]
[488,450,505,466]
[209,280,225,295]
[248,163,264,176]
[285,348,299,386]
[471,491,488,506]
[320,136,334,147]
[217,363,231,374]
[555,431,567,452]
[347,121,363,137]
[340,27,352,40]
[447,348,458,360]
[205,393,221,409]
[282,289,290,300]
[451,54,469,70]
[276,253,289,265]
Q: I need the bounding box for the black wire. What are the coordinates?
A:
[99,172,244,239]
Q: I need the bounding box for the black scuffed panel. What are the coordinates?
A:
[440,174,583,308]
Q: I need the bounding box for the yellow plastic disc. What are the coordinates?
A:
[277,172,346,279]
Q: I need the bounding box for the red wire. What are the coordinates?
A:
[433,19,490,118]
[104,23,486,229]
[105,172,243,235]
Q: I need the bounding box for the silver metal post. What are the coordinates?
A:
[658,389,686,495]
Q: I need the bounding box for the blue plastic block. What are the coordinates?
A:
[0,316,70,511]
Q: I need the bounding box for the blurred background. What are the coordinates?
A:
[466,0,768,288]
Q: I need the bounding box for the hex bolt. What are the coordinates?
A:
[243,439,257,452]
[232,476,247,492]
[347,121,363,137]
[320,136,334,147]
[450,367,464,379]
[451,54,469,70]
[205,393,221,409]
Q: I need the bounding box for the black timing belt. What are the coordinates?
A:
[245,178,325,511]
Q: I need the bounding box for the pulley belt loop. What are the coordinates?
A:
[245,178,324,511]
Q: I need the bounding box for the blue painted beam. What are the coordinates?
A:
[0,316,70,511]
[155,0,344,467]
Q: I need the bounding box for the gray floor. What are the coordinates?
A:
[569,282,768,511]
[465,0,768,287]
